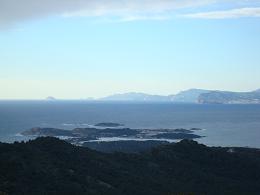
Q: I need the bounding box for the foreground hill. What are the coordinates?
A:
[1,137,260,195]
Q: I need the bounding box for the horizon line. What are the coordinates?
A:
[0,88,259,100]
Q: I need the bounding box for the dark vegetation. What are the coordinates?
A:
[83,140,169,153]
[22,127,140,140]
[94,123,124,127]
[1,137,260,195]
[21,127,203,145]
[151,133,202,139]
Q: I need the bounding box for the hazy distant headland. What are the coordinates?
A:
[47,88,260,104]
[99,89,260,104]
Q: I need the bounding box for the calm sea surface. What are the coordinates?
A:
[0,101,260,148]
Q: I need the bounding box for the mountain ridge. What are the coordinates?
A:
[99,88,260,104]
[99,92,170,102]
[198,90,260,104]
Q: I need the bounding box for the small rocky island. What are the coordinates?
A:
[21,125,204,152]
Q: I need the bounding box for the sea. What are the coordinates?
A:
[0,100,260,148]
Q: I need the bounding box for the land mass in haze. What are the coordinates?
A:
[0,137,260,195]
[45,96,57,101]
[98,88,260,104]
[198,89,260,104]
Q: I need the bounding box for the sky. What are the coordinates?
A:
[0,0,260,99]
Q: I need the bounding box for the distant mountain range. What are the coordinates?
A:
[99,92,170,102]
[198,89,260,104]
[99,89,260,104]
[169,89,211,103]
[45,89,260,104]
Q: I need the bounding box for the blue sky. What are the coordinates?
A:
[0,0,260,99]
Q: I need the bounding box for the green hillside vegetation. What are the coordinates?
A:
[0,137,260,195]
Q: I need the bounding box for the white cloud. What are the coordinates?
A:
[0,0,215,26]
[182,7,260,19]
[62,0,215,17]
[0,0,260,27]
[119,15,170,22]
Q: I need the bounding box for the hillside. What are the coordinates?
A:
[99,90,208,102]
[99,92,169,102]
[1,137,260,195]
[21,127,203,148]
[199,90,260,104]
[98,89,260,104]
[169,89,210,103]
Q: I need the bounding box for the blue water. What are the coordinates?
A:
[0,101,260,148]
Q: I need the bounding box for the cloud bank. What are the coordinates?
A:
[0,0,260,27]
[183,7,260,19]
[0,0,215,26]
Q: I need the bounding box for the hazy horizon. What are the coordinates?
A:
[1,0,260,99]
[0,87,259,100]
